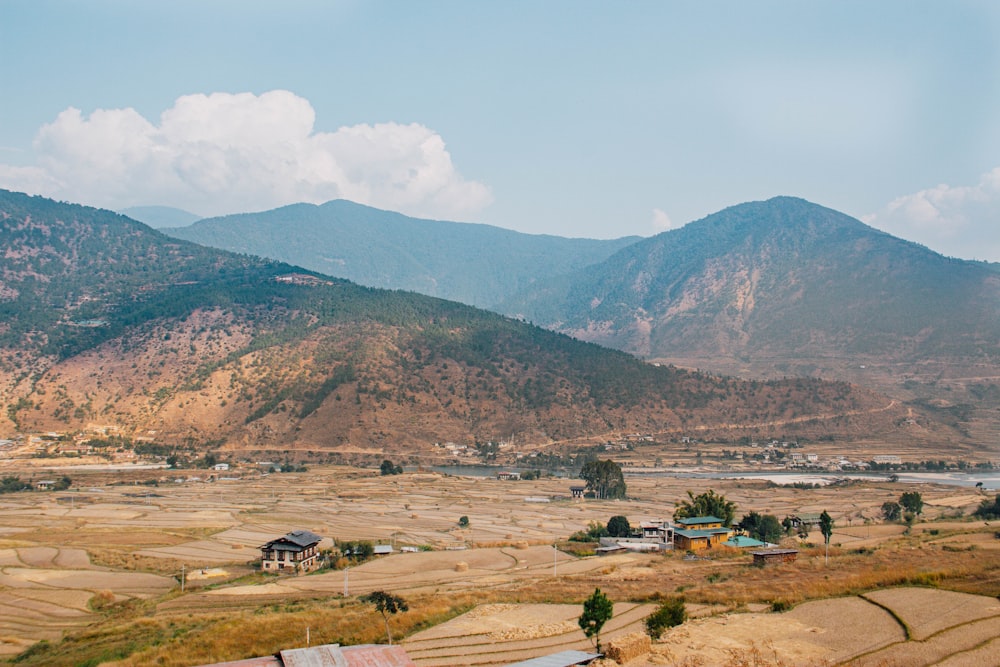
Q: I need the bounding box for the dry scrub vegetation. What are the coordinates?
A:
[0,466,997,666]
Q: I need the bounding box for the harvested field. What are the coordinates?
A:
[0,465,997,665]
[403,602,654,666]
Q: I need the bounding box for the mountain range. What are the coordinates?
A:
[163,200,639,309]
[1,190,920,458]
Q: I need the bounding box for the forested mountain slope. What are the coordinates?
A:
[0,190,924,454]
[503,197,1000,371]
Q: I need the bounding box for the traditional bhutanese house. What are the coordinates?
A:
[673,517,731,551]
[497,471,521,480]
[751,549,799,565]
[259,529,322,573]
[570,485,587,499]
[723,535,767,549]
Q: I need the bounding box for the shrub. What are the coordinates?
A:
[645,597,686,639]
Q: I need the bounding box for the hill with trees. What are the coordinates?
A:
[162,199,639,309]
[0,190,928,458]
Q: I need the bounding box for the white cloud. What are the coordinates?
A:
[864,168,1000,262]
[0,90,492,220]
[651,208,675,232]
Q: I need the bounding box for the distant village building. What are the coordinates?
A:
[259,529,322,573]
[873,455,902,464]
[570,485,587,499]
[673,516,732,551]
[213,463,230,471]
[751,549,799,565]
[497,471,521,481]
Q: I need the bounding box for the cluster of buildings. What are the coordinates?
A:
[597,516,797,565]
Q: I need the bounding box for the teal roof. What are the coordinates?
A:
[724,535,766,548]
[677,516,724,526]
[675,528,731,538]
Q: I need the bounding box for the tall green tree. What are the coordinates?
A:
[673,489,736,526]
[579,460,626,499]
[606,515,631,538]
[579,587,614,653]
[360,590,409,645]
[881,501,902,521]
[738,512,782,543]
[819,510,834,565]
[899,491,923,515]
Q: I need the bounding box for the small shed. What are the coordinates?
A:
[751,549,799,565]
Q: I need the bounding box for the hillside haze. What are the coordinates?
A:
[0,190,925,457]
[162,199,640,309]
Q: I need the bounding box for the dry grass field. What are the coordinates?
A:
[0,465,997,665]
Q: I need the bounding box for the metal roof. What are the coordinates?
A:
[676,516,724,526]
[196,644,415,667]
[504,649,602,667]
[260,529,323,550]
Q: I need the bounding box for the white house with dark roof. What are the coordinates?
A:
[259,529,323,573]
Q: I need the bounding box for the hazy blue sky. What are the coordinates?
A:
[2,1,999,260]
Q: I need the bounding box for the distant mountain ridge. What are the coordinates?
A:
[501,196,1000,385]
[162,199,640,309]
[120,205,201,228]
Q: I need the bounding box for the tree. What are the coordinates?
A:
[899,491,923,515]
[579,588,614,653]
[674,490,736,527]
[607,515,631,538]
[644,597,686,639]
[738,512,782,543]
[380,459,402,475]
[578,460,626,499]
[361,590,408,645]
[458,515,470,527]
[881,501,902,522]
[973,494,1000,519]
[819,510,834,565]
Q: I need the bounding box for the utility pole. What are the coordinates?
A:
[553,544,557,577]
[181,564,185,592]
[343,566,349,597]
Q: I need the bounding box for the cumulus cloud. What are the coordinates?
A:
[864,168,1000,262]
[0,90,492,219]
[651,208,676,232]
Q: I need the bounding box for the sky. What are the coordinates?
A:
[1,1,999,261]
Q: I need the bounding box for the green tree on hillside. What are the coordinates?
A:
[973,494,1000,519]
[819,510,834,564]
[899,491,923,515]
[738,512,783,543]
[579,588,614,653]
[360,590,408,645]
[606,515,631,538]
[881,501,902,521]
[644,597,686,639]
[673,490,736,527]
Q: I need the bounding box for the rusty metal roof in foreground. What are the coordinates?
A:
[195,643,415,667]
